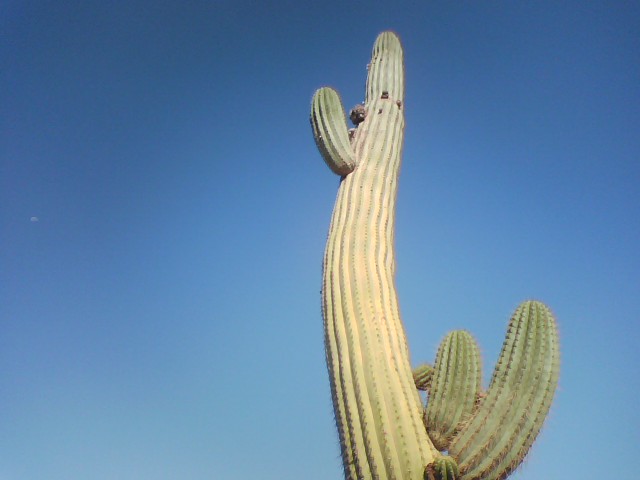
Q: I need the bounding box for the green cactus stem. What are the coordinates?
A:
[413,364,435,391]
[424,331,482,451]
[425,455,460,480]
[312,31,438,479]
[311,31,560,480]
[448,301,560,480]
[310,87,356,175]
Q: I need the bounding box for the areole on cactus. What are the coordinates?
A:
[310,32,560,480]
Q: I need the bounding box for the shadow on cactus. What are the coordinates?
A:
[310,31,560,480]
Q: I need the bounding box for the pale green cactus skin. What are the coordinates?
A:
[310,32,560,480]
[310,87,355,175]
[312,32,438,479]
[449,301,560,480]
[413,363,435,392]
[426,455,460,480]
[424,331,482,451]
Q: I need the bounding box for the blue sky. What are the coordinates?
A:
[2,1,638,479]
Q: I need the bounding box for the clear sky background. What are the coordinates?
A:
[2,2,639,479]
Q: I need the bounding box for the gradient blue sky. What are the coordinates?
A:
[2,2,639,479]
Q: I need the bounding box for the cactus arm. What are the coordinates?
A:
[424,330,482,451]
[425,455,460,480]
[413,363,435,391]
[310,87,356,175]
[316,32,437,479]
[449,301,560,480]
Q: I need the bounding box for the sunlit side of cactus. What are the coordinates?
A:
[310,32,560,480]
[311,32,437,480]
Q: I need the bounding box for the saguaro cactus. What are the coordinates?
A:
[310,32,559,480]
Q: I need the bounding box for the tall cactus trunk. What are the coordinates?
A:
[310,31,560,480]
[318,32,437,480]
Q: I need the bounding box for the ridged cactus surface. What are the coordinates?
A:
[424,331,482,451]
[311,87,355,175]
[312,31,437,480]
[310,31,560,480]
[448,301,560,480]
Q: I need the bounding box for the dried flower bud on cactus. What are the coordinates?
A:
[349,104,366,125]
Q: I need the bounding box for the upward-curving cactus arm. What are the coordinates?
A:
[449,301,560,480]
[424,330,482,451]
[310,87,355,175]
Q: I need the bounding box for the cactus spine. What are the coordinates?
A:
[310,32,560,480]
